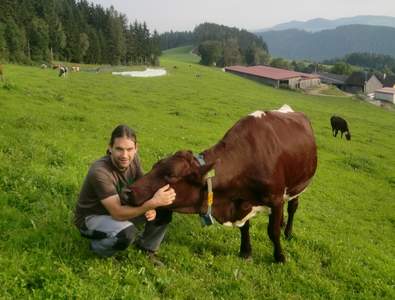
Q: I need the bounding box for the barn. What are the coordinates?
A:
[315,72,348,90]
[374,87,395,104]
[344,72,383,94]
[225,65,320,89]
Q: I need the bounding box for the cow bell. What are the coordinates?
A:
[200,205,214,226]
[200,213,214,226]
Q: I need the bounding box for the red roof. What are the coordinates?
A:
[225,65,319,80]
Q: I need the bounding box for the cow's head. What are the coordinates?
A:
[128,150,214,213]
[345,132,351,141]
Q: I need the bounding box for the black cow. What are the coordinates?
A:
[330,116,351,140]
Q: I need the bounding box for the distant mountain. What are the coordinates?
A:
[257,24,395,61]
[257,15,395,32]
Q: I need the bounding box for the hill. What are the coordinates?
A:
[258,15,395,32]
[257,24,395,61]
[0,48,394,298]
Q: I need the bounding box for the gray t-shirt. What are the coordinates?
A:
[74,155,143,229]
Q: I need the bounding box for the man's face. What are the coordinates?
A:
[109,136,137,171]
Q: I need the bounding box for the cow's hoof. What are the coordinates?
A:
[285,232,293,240]
[274,253,286,263]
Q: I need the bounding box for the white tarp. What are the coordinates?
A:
[112,68,167,77]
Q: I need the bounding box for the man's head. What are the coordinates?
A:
[108,125,137,171]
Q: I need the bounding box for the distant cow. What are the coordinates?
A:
[128,104,317,263]
[59,66,68,77]
[330,116,351,140]
[71,66,80,72]
[0,64,3,81]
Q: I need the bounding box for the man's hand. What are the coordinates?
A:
[145,209,156,221]
[146,184,176,209]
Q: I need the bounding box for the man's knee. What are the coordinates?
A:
[154,210,173,226]
[112,225,138,250]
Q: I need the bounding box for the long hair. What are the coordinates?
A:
[107,125,137,155]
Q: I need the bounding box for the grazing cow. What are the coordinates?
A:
[127,104,317,263]
[59,66,68,77]
[71,66,80,72]
[330,116,351,140]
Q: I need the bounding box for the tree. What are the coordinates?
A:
[78,32,89,62]
[270,57,290,69]
[331,61,352,75]
[198,40,222,66]
[245,45,270,66]
[29,17,50,61]
[4,18,26,62]
[85,27,101,64]
[0,22,7,60]
[222,38,242,67]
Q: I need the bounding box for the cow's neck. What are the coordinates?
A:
[201,141,225,165]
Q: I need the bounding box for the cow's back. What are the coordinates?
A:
[211,110,317,197]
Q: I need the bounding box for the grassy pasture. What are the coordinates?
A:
[0,46,394,299]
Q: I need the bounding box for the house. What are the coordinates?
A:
[314,72,348,90]
[379,74,395,88]
[344,72,382,94]
[225,65,320,89]
[374,87,395,104]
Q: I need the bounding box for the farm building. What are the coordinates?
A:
[374,87,395,104]
[379,74,395,88]
[344,72,382,94]
[225,65,320,89]
[315,72,348,90]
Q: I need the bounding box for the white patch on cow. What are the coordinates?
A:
[275,104,294,113]
[283,186,307,202]
[222,206,270,227]
[249,110,266,118]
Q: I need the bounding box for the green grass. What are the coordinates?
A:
[162,45,200,64]
[0,47,394,299]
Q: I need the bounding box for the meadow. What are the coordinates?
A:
[0,46,394,299]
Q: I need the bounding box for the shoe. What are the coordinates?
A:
[135,244,165,267]
[146,251,165,267]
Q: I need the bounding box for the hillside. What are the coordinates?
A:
[258,15,395,32]
[258,24,395,61]
[0,48,394,298]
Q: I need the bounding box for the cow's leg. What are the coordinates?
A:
[239,220,252,259]
[268,201,285,263]
[334,129,338,137]
[285,197,299,240]
[341,131,344,138]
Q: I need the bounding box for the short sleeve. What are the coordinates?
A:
[88,166,118,200]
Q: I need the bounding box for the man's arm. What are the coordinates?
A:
[101,184,175,221]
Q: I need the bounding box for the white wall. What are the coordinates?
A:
[374,92,395,104]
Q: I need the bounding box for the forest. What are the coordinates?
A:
[0,0,161,65]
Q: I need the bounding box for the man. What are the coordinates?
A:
[74,125,175,264]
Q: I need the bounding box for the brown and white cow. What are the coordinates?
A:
[128,104,317,263]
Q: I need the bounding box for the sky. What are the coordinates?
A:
[89,0,395,33]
